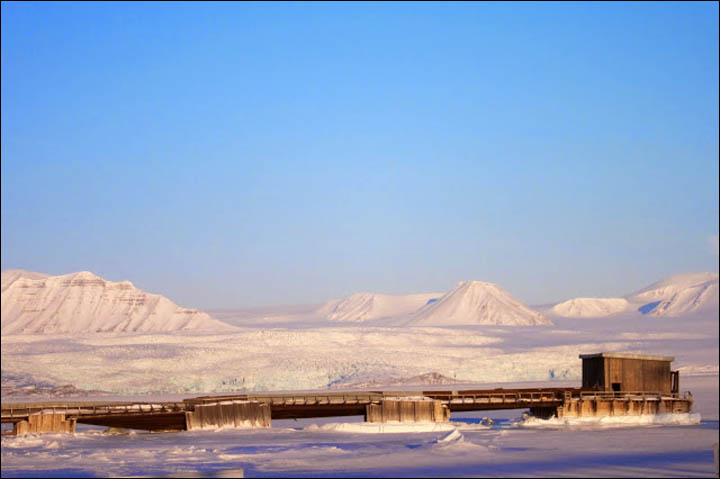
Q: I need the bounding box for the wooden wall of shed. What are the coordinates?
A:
[605,358,671,394]
[582,357,672,394]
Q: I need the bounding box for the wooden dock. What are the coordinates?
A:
[2,352,694,435]
[1,386,693,434]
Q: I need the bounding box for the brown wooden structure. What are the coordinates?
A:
[580,353,678,395]
[2,352,693,435]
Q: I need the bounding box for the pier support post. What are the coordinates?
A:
[12,414,76,436]
[185,401,270,430]
[365,399,448,423]
[557,396,692,418]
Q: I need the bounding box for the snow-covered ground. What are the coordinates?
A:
[2,375,717,478]
[2,307,716,394]
[2,310,717,478]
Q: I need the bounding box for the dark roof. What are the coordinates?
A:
[579,352,674,362]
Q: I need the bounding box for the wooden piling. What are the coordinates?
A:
[185,401,270,430]
[12,414,76,436]
[554,395,692,418]
[365,399,448,423]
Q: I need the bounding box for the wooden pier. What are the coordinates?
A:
[0,353,695,435]
[1,387,693,434]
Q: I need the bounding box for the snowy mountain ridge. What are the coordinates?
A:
[1,269,51,293]
[317,292,440,322]
[551,298,630,318]
[549,272,718,318]
[627,272,718,317]
[406,280,552,326]
[1,270,235,334]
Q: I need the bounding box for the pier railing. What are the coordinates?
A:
[1,402,188,421]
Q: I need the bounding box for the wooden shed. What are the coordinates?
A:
[580,353,679,395]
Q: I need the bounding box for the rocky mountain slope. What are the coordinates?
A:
[1,270,234,334]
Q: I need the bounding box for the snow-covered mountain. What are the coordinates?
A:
[406,281,551,326]
[627,272,718,317]
[550,298,630,318]
[317,292,440,322]
[1,269,51,293]
[1,270,235,334]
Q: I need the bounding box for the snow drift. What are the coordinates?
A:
[0,270,235,334]
[519,412,702,428]
[306,421,457,434]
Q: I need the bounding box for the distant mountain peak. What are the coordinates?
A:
[1,269,51,293]
[317,292,441,322]
[551,297,630,318]
[455,280,502,290]
[1,270,235,334]
[407,280,551,326]
[549,272,719,318]
[628,272,718,317]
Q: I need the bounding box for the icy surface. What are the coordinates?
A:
[1,376,717,478]
[1,305,717,394]
[306,421,458,434]
[518,412,703,429]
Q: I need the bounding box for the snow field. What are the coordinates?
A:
[2,327,641,394]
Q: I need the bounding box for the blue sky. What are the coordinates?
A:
[2,2,718,308]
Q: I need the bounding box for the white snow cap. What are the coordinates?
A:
[406,280,551,326]
[0,270,235,335]
[317,292,441,322]
[551,298,630,318]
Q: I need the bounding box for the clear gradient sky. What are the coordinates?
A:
[2,2,718,309]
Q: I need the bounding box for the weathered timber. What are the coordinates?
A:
[580,353,675,394]
[12,414,76,436]
[77,412,187,432]
[552,395,693,418]
[184,401,270,430]
[1,389,687,430]
[365,399,449,423]
[1,351,696,435]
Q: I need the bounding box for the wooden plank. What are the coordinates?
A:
[382,400,399,423]
[399,401,414,422]
[14,420,29,436]
[432,401,444,422]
